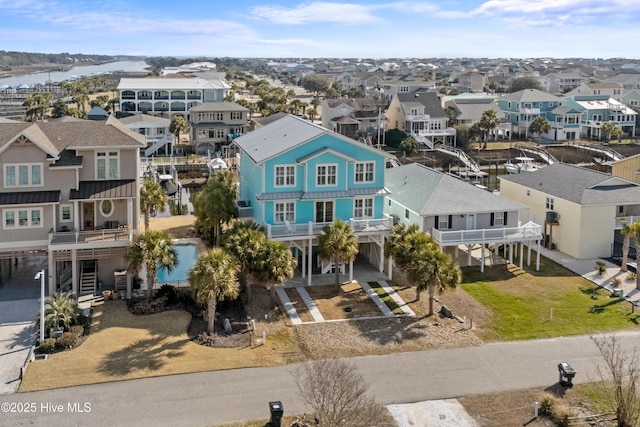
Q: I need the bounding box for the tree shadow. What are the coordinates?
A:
[589,298,624,314]
[98,334,187,377]
[348,315,431,346]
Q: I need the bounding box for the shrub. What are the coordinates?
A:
[176,288,195,306]
[33,291,80,337]
[612,276,622,287]
[538,392,576,426]
[538,392,558,416]
[56,331,78,349]
[37,338,58,354]
[155,284,178,305]
[595,261,607,275]
[627,272,637,282]
[69,324,84,338]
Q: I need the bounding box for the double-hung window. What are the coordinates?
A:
[4,163,42,188]
[546,196,554,210]
[275,165,295,187]
[97,151,119,180]
[316,164,337,186]
[274,202,294,223]
[355,162,374,183]
[3,208,42,229]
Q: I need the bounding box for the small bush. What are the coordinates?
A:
[176,288,195,306]
[156,284,178,305]
[56,331,78,349]
[37,338,58,354]
[69,324,84,338]
[538,392,558,416]
[538,393,576,426]
[595,261,607,275]
[612,276,622,287]
[628,272,637,282]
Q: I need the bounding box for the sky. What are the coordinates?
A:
[1,0,639,59]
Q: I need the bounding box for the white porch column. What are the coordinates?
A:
[71,249,78,296]
[536,239,541,271]
[301,247,306,278]
[73,201,80,231]
[307,237,312,287]
[378,236,384,273]
[519,242,524,270]
[126,271,132,299]
[349,259,353,282]
[509,243,513,264]
[127,198,134,229]
[527,241,532,266]
[480,244,485,273]
[454,246,459,258]
[467,244,472,267]
[48,250,55,295]
[387,257,393,280]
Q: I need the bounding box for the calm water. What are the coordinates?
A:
[0,60,150,87]
[157,244,198,284]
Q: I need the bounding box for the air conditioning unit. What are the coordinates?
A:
[546,211,558,224]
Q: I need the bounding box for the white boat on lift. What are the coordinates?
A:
[504,156,539,174]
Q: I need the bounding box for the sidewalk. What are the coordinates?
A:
[538,246,640,304]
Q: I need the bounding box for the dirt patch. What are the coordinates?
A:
[306,282,385,320]
[284,288,314,323]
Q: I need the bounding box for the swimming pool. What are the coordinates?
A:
[156,244,198,285]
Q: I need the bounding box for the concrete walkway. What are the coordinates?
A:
[358,281,394,317]
[379,280,416,316]
[274,287,301,325]
[539,247,640,304]
[0,299,38,394]
[296,287,324,322]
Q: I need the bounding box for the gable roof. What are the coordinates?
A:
[499,163,640,205]
[501,89,562,103]
[386,163,524,216]
[235,114,393,164]
[395,91,445,117]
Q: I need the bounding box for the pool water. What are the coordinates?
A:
[157,244,198,284]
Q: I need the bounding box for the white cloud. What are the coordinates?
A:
[250,2,380,24]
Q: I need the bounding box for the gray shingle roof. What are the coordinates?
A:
[499,163,640,204]
[235,114,393,164]
[501,89,562,102]
[386,163,524,215]
[396,91,445,118]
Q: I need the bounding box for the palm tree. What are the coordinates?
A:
[34,291,79,337]
[620,218,633,272]
[73,93,89,113]
[23,92,52,121]
[478,109,500,148]
[307,108,318,122]
[140,179,168,231]
[125,230,178,300]
[189,248,239,334]
[193,170,238,247]
[529,117,552,143]
[632,223,640,290]
[317,220,359,291]
[385,223,422,266]
[222,221,267,304]
[169,115,188,147]
[256,240,296,307]
[406,243,462,314]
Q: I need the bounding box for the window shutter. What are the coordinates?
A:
[434,215,439,230]
[490,212,495,226]
[448,215,452,229]
[504,212,508,225]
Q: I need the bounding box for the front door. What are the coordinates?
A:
[83,203,94,230]
[466,214,475,229]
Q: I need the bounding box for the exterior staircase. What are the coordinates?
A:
[513,143,558,165]
[576,143,624,162]
[79,260,97,296]
[436,145,482,173]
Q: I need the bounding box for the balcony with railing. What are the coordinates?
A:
[266,216,394,240]
[431,222,542,246]
[521,108,540,115]
[49,226,134,248]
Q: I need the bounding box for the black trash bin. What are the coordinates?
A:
[269,401,283,427]
[558,362,576,386]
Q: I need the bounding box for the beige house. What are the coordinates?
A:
[499,163,640,259]
[0,117,145,296]
[612,153,640,184]
[188,102,249,155]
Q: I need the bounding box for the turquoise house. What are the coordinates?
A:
[234,115,395,285]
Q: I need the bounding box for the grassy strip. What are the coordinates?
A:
[460,259,640,341]
[368,281,405,315]
[214,414,312,427]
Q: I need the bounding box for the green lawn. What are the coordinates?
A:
[460,258,640,341]
[368,281,404,315]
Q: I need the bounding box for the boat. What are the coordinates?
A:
[158,174,179,196]
[504,157,539,174]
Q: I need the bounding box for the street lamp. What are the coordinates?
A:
[34,270,45,343]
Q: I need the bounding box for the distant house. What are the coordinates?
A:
[385,163,540,272]
[87,106,109,121]
[188,102,249,155]
[234,114,396,285]
[497,89,563,140]
[444,96,511,139]
[385,91,456,148]
[321,98,386,140]
[562,96,637,140]
[118,77,230,118]
[454,71,486,93]
[119,113,172,157]
[499,163,640,259]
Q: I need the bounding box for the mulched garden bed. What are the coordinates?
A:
[127,295,252,348]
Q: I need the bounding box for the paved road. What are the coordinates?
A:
[0,299,38,395]
[2,331,639,426]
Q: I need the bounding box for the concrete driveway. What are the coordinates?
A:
[0,298,38,394]
[0,256,47,394]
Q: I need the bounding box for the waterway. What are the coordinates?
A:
[0,60,150,87]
